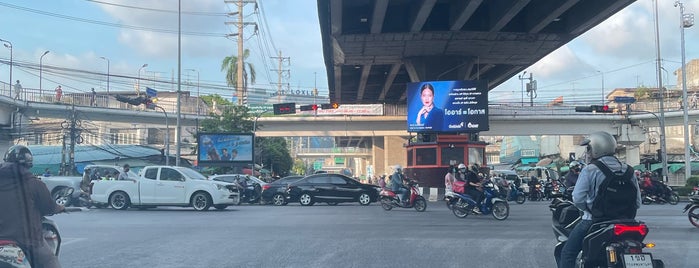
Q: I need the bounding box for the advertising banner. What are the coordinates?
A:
[197,133,254,164]
[407,80,488,133]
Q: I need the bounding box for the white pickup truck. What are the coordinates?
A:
[91,166,239,211]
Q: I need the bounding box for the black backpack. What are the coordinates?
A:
[590,160,637,222]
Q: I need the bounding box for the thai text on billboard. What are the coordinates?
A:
[407,80,489,133]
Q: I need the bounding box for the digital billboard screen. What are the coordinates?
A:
[407,80,488,133]
[197,133,254,164]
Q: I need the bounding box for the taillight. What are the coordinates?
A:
[613,224,648,236]
[262,185,271,191]
[628,248,643,254]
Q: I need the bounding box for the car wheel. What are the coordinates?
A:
[299,193,314,206]
[358,192,371,206]
[109,191,130,210]
[191,192,212,211]
[52,188,72,207]
[272,193,286,206]
[214,205,228,210]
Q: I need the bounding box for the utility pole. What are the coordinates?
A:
[271,50,290,103]
[225,0,257,106]
[60,105,79,176]
[68,105,78,176]
[525,73,536,106]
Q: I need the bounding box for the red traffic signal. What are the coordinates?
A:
[273,103,296,115]
[299,104,318,111]
[592,105,613,113]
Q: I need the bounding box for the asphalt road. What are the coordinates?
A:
[53,200,697,268]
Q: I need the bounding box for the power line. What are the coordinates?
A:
[85,0,228,16]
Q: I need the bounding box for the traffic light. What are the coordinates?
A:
[321,103,340,110]
[299,104,318,111]
[273,103,296,115]
[575,105,613,113]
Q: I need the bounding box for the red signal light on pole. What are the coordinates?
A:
[312,104,318,111]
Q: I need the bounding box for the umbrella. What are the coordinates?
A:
[536,158,553,167]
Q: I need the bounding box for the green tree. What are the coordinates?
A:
[635,86,650,100]
[201,94,232,108]
[256,137,293,177]
[221,48,256,93]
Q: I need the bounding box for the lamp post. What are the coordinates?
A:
[137,63,148,94]
[653,0,670,183]
[597,70,605,103]
[40,51,50,94]
[0,39,12,93]
[100,56,110,105]
[155,105,170,166]
[185,69,200,114]
[518,71,527,107]
[676,0,694,180]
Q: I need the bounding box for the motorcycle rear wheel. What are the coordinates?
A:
[688,206,699,228]
[516,194,526,204]
[380,197,393,211]
[452,200,469,218]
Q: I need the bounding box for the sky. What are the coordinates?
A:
[0,0,697,105]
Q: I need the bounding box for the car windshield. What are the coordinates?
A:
[179,168,207,180]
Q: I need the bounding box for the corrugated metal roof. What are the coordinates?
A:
[29,145,162,164]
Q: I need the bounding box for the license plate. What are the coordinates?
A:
[623,254,653,268]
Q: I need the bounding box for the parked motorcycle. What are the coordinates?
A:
[550,192,664,267]
[496,184,526,204]
[449,181,509,220]
[0,188,84,268]
[683,195,699,228]
[640,182,680,205]
[380,180,427,212]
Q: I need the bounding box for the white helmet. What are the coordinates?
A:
[394,164,402,172]
[457,163,466,170]
[580,131,617,160]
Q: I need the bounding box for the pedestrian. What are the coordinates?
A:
[691,93,697,109]
[90,88,96,106]
[55,85,62,102]
[14,80,22,100]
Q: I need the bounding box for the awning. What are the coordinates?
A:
[521,157,539,165]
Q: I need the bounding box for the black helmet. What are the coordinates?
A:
[4,145,33,168]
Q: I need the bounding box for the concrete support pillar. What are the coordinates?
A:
[384,136,407,173]
[372,136,386,176]
[625,146,641,167]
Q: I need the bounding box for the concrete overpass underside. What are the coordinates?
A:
[319,0,637,104]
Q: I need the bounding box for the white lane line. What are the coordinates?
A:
[60,237,87,246]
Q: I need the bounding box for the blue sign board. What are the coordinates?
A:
[407,80,489,133]
[614,96,636,103]
[145,87,157,97]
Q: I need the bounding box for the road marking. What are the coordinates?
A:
[60,237,87,246]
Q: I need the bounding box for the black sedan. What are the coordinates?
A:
[286,174,380,206]
[261,175,304,206]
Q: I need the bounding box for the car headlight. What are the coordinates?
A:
[216,184,225,190]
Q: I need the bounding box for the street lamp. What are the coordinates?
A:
[137,63,148,94]
[155,105,170,166]
[40,50,50,94]
[676,0,694,180]
[0,39,12,93]
[100,57,110,105]
[185,69,200,114]
[518,71,528,107]
[597,70,605,103]
[653,0,669,183]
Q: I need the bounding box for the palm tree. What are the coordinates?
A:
[221,49,256,104]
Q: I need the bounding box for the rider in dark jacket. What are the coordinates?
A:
[0,145,64,268]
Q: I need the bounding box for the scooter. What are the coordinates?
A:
[683,195,699,228]
[550,190,664,267]
[379,180,427,212]
[0,188,84,268]
[449,181,509,220]
[497,184,526,204]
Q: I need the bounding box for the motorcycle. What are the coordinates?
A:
[544,180,561,201]
[690,185,698,196]
[640,182,680,205]
[550,191,664,268]
[380,180,427,212]
[683,195,699,228]
[529,183,544,201]
[0,188,84,268]
[231,180,262,205]
[449,181,509,220]
[496,184,526,204]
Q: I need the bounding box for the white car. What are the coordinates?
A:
[91,166,239,211]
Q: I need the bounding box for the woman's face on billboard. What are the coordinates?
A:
[421,87,434,106]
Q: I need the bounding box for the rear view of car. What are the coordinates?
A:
[261,175,303,206]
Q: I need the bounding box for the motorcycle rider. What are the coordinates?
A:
[564,161,582,188]
[558,132,641,268]
[466,164,483,213]
[444,165,456,195]
[390,164,409,205]
[0,145,65,268]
